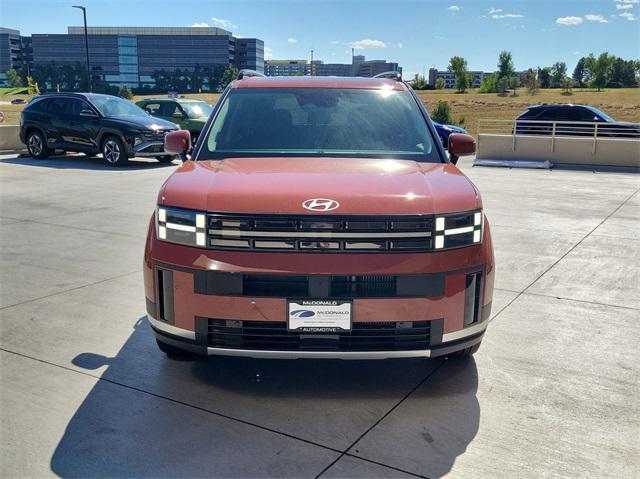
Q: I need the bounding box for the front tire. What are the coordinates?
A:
[155,155,175,163]
[26,130,50,159]
[156,339,198,360]
[101,136,129,167]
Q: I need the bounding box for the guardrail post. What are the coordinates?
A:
[551,122,556,152]
[593,123,598,155]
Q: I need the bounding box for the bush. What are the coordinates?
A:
[431,100,452,124]
[118,85,133,100]
[479,74,497,93]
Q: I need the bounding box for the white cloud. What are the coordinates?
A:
[396,42,404,48]
[264,46,273,60]
[287,38,298,44]
[491,13,523,19]
[619,11,638,19]
[488,8,502,14]
[350,38,388,50]
[447,5,462,12]
[556,16,584,25]
[210,17,238,30]
[616,3,634,9]
[584,14,608,23]
[329,40,340,45]
[191,22,209,27]
[573,51,582,55]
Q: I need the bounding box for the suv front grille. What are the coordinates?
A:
[207,213,434,252]
[206,319,432,351]
[194,272,445,298]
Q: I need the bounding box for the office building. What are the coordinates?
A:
[2,26,264,90]
[428,68,485,89]
[264,60,311,76]
[265,55,400,78]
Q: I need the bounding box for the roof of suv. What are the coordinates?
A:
[231,75,408,91]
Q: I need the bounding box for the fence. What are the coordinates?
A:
[476,119,640,168]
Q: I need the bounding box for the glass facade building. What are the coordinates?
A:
[12,26,263,90]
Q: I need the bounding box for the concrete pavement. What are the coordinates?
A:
[1,154,638,478]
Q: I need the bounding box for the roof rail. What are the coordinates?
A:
[372,71,402,81]
[237,69,266,80]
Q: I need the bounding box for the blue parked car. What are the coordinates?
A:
[433,121,468,147]
[432,122,469,163]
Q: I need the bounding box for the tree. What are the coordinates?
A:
[524,68,539,94]
[5,68,22,87]
[609,58,637,87]
[497,76,510,95]
[572,57,587,88]
[27,75,40,95]
[447,56,470,93]
[435,77,445,90]
[479,74,497,93]
[561,77,574,95]
[510,76,521,96]
[118,85,133,99]
[497,51,515,82]
[585,52,615,91]
[537,67,551,88]
[412,73,428,89]
[220,66,239,89]
[431,100,452,124]
[550,62,567,88]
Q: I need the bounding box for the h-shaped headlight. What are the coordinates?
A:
[156,206,207,248]
[433,209,483,250]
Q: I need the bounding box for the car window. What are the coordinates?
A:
[142,102,162,115]
[160,102,183,117]
[91,96,147,117]
[202,88,440,162]
[181,101,213,118]
[26,98,48,112]
[68,99,94,116]
[45,98,70,115]
[570,108,598,122]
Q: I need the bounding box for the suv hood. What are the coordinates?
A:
[104,115,178,131]
[160,157,480,215]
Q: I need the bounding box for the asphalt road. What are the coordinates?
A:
[1,154,638,478]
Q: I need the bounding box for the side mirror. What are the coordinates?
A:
[80,109,97,117]
[448,133,476,158]
[165,130,191,159]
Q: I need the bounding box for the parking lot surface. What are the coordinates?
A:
[1,154,639,478]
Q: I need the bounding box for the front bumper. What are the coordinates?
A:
[131,141,169,157]
[143,216,495,359]
[149,313,487,359]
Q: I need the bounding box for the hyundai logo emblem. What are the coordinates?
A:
[302,198,340,212]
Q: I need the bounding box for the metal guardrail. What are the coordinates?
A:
[477,119,640,155]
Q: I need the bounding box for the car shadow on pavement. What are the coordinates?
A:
[51,317,479,477]
[0,154,177,171]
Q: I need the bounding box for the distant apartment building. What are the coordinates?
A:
[265,55,400,78]
[264,59,311,76]
[428,68,485,89]
[2,26,264,90]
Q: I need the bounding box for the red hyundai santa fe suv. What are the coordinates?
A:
[143,73,494,360]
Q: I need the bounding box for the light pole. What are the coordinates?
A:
[72,5,91,91]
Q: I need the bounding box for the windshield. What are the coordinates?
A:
[91,96,147,117]
[589,106,614,122]
[182,101,213,118]
[201,88,440,162]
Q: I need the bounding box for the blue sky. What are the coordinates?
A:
[2,0,639,77]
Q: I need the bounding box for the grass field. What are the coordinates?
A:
[2,87,638,135]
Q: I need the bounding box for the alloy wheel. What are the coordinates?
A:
[28,134,42,156]
[103,140,120,164]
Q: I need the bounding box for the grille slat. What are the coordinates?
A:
[207,213,434,252]
[207,319,432,352]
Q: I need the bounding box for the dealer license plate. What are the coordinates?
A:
[287,299,352,332]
